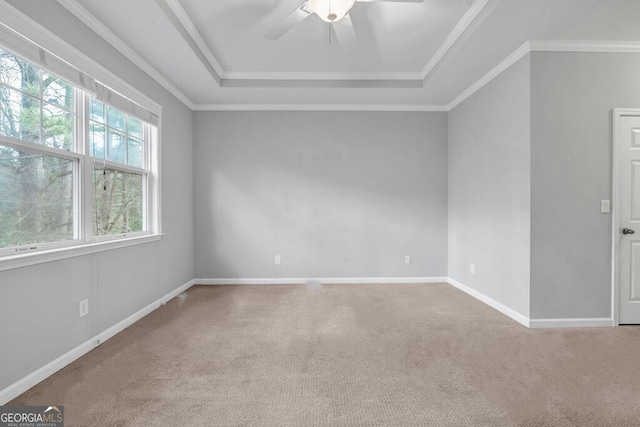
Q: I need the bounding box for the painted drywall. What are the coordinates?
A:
[530,52,640,319]
[0,1,194,394]
[448,54,531,318]
[193,111,447,279]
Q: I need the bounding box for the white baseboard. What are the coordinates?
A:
[446,278,617,329]
[195,277,448,285]
[162,279,195,305]
[0,337,96,406]
[97,279,194,344]
[528,318,614,328]
[447,277,530,327]
[0,279,195,405]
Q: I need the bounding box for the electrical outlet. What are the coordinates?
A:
[79,299,89,318]
[470,263,475,274]
[275,255,281,265]
[405,256,411,264]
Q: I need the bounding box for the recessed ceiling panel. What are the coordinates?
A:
[178,0,474,73]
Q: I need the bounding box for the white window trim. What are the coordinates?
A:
[85,94,155,241]
[0,2,163,272]
[0,234,163,272]
[0,136,83,259]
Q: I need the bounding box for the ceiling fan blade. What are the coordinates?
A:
[332,13,357,51]
[265,2,312,40]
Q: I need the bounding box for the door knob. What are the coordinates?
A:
[622,228,635,235]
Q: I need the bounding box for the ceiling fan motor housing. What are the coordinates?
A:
[309,0,356,22]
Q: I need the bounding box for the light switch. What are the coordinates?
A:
[601,200,611,214]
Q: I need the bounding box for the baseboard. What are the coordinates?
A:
[195,277,448,285]
[447,277,530,327]
[0,279,195,405]
[528,318,614,328]
[0,336,96,406]
[162,279,195,304]
[97,279,195,344]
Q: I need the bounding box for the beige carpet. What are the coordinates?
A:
[9,283,640,426]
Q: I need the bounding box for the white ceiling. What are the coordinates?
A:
[179,0,473,73]
[53,0,640,108]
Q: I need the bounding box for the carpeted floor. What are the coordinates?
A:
[9,283,640,426]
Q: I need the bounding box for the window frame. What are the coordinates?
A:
[0,35,162,269]
[0,135,83,256]
[83,93,152,243]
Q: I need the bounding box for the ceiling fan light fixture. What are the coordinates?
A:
[309,0,356,23]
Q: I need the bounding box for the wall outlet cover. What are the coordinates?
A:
[79,299,89,318]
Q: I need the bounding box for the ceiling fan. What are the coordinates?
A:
[265,0,424,49]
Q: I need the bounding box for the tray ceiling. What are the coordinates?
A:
[34,0,640,107]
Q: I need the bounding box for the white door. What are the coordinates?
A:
[616,111,640,324]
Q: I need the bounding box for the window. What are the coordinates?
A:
[0,146,74,249]
[0,45,159,257]
[88,98,149,238]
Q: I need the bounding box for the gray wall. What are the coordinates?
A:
[530,52,640,319]
[0,1,194,393]
[448,55,531,318]
[194,111,448,279]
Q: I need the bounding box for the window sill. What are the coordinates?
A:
[0,234,164,273]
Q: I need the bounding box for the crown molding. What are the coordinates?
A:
[55,0,194,109]
[446,41,530,111]
[223,70,423,81]
[446,39,640,111]
[420,0,499,83]
[220,72,424,88]
[199,38,640,111]
[192,104,448,112]
[155,0,223,85]
[161,0,225,76]
[529,39,640,53]
[220,78,423,89]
